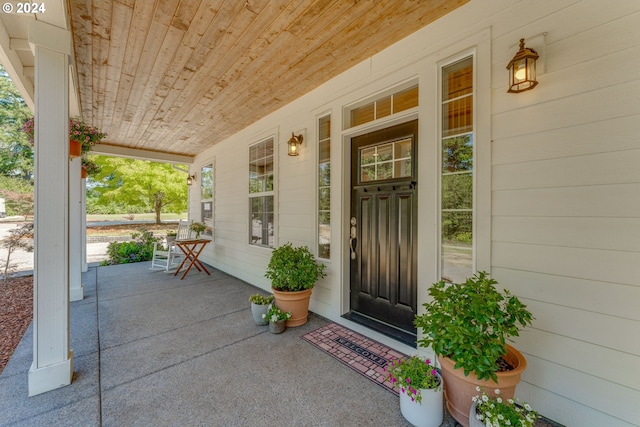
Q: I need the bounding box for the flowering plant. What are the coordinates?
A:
[385,355,441,403]
[81,157,101,176]
[20,117,106,154]
[19,117,34,144]
[70,118,106,154]
[249,293,274,305]
[472,387,538,427]
[189,222,206,238]
[262,304,291,323]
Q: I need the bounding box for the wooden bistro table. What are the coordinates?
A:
[173,238,211,280]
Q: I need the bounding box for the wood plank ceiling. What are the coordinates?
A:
[69,0,468,157]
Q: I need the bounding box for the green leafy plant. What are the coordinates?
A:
[101,228,161,266]
[262,304,291,322]
[249,293,274,305]
[385,355,441,403]
[472,387,538,427]
[414,271,533,382]
[0,223,33,286]
[264,243,326,291]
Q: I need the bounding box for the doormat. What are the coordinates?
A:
[301,322,407,395]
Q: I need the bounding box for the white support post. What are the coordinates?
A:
[69,157,83,301]
[28,21,73,397]
[81,178,87,273]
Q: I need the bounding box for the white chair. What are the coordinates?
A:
[149,220,191,272]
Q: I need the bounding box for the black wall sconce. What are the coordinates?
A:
[507,38,539,93]
[287,132,304,156]
[186,174,196,186]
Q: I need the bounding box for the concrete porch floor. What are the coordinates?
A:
[0,262,442,426]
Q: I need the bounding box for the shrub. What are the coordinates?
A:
[101,228,161,266]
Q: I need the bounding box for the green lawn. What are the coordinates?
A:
[86,213,187,222]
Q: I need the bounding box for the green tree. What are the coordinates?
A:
[0,176,33,218]
[89,155,187,223]
[0,65,33,179]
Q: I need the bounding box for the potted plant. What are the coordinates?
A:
[414,271,534,427]
[385,356,443,427]
[21,116,106,158]
[262,304,291,334]
[264,243,326,327]
[69,118,107,155]
[165,231,177,243]
[249,293,274,325]
[189,221,206,239]
[81,156,101,178]
[469,387,538,427]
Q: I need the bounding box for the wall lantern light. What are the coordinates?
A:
[186,174,196,186]
[507,38,539,93]
[287,132,304,156]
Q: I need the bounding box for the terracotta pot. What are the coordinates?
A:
[271,287,312,327]
[70,139,82,158]
[81,166,87,179]
[439,345,527,427]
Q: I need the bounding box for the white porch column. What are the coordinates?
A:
[81,178,87,272]
[69,157,83,301]
[28,21,73,397]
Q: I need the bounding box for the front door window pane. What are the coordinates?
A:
[359,138,412,183]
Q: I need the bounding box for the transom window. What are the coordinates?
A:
[347,85,418,128]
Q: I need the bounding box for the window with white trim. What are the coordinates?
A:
[201,163,213,238]
[317,114,331,259]
[440,56,474,283]
[248,137,274,247]
[345,84,418,129]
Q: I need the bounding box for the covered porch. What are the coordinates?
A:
[0,262,423,426]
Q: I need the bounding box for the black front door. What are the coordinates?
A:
[349,120,418,340]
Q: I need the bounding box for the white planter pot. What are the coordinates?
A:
[399,374,443,427]
[250,303,269,325]
[469,401,485,427]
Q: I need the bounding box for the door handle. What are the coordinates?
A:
[349,217,357,260]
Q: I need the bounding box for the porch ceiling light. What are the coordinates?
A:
[507,38,539,93]
[287,132,303,156]
[187,174,196,186]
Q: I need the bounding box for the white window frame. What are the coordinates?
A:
[317,112,331,260]
[248,136,275,248]
[436,38,491,280]
[200,161,214,239]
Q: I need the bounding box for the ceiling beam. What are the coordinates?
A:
[0,19,34,110]
[92,143,195,165]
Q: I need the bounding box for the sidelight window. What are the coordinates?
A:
[440,56,474,283]
[318,114,331,259]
